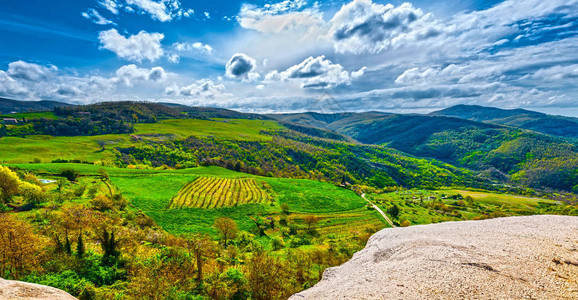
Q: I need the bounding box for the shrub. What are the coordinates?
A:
[90,195,114,212]
[19,181,47,205]
[60,169,80,182]
[271,237,284,251]
[387,204,400,220]
[0,165,20,203]
[74,185,87,197]
[289,238,302,248]
[111,194,128,211]
[400,220,411,227]
[280,203,290,214]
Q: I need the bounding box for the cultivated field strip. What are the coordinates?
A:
[292,210,386,237]
[169,177,269,209]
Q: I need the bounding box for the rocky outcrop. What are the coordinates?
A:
[291,215,578,299]
[0,278,76,300]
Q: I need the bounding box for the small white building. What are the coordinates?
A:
[2,118,18,124]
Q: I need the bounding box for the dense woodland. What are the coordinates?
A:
[117,129,483,190]
[271,111,578,193]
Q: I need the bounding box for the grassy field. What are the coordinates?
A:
[110,166,378,236]
[1,112,58,120]
[447,189,555,212]
[0,135,129,164]
[367,188,561,226]
[134,118,283,140]
[11,163,381,237]
[0,118,284,164]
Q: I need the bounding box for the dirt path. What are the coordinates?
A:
[361,193,396,228]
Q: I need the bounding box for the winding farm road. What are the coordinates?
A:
[361,193,396,228]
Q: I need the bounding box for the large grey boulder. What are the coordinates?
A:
[0,278,76,300]
[291,215,578,299]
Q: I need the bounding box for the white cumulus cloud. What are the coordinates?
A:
[7,61,57,82]
[99,29,164,63]
[266,56,363,89]
[168,42,213,63]
[114,64,167,86]
[329,0,440,54]
[165,80,226,98]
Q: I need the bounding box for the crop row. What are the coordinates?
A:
[170,177,269,209]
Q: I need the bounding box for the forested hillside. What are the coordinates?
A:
[270,108,578,192]
[429,105,578,138]
[0,98,71,113]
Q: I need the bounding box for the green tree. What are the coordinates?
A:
[100,229,120,266]
[271,237,284,251]
[0,165,20,203]
[76,233,85,258]
[60,169,79,182]
[64,233,72,255]
[387,204,400,220]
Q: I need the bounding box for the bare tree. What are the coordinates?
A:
[303,215,320,232]
[214,217,238,246]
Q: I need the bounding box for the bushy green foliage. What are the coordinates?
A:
[116,129,482,189]
[60,168,80,182]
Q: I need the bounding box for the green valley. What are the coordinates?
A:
[0,101,576,299]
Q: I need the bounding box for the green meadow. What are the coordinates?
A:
[0,118,283,164]
[1,111,58,120]
[110,166,377,236]
[13,163,382,237]
[0,135,129,164]
[367,188,562,226]
[135,118,283,140]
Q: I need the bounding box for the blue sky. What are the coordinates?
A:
[1,0,577,116]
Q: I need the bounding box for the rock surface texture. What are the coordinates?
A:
[291,215,578,299]
[0,278,76,300]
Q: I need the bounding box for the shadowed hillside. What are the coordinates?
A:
[429,104,578,138]
[0,98,71,113]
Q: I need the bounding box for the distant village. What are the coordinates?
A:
[1,110,21,125]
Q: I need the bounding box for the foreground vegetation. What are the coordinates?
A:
[1,163,576,299]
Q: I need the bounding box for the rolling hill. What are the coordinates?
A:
[2,100,577,192]
[429,104,578,138]
[0,98,71,113]
[269,108,578,192]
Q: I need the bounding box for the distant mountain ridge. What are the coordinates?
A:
[429,104,578,138]
[3,98,576,139]
[269,107,578,192]
[0,98,72,113]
